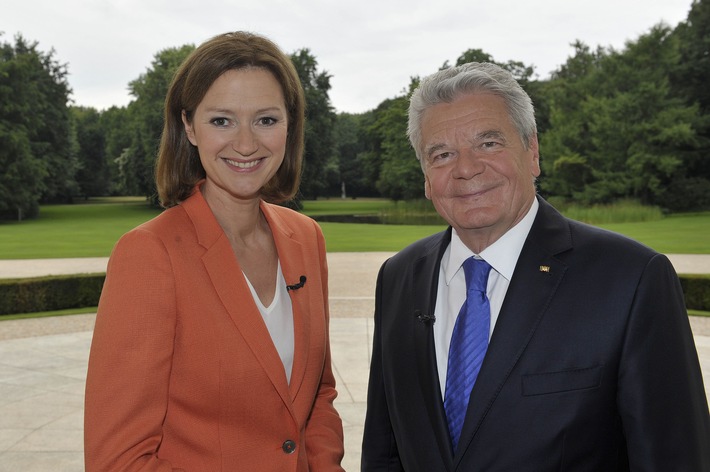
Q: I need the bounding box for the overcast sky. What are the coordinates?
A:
[2,0,695,114]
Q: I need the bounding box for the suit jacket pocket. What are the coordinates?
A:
[522,365,603,396]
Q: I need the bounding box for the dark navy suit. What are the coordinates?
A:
[362,197,710,471]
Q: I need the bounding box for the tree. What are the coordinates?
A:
[669,0,710,210]
[0,34,73,219]
[0,123,44,219]
[369,80,423,201]
[539,27,700,208]
[72,106,110,198]
[333,112,373,197]
[674,0,710,114]
[290,49,337,199]
[126,44,195,200]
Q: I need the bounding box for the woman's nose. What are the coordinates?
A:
[231,127,258,156]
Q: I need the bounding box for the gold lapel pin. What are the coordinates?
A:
[539,265,551,273]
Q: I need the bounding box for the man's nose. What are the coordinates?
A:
[452,149,484,179]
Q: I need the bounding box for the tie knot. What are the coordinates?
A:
[462,257,491,293]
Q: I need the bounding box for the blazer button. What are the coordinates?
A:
[282,439,296,454]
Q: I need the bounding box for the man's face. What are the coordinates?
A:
[420,92,540,251]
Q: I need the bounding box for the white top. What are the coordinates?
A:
[433,198,539,395]
[244,261,295,384]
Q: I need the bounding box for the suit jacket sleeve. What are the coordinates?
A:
[361,259,405,471]
[85,228,181,471]
[618,253,710,470]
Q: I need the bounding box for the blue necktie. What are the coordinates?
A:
[444,256,492,453]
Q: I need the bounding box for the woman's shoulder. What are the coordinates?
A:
[262,202,320,232]
[138,204,189,233]
[115,204,191,250]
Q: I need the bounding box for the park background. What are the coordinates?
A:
[2,0,710,317]
[1,0,709,470]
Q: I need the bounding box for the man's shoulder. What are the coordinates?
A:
[534,197,658,260]
[566,217,657,258]
[387,228,449,268]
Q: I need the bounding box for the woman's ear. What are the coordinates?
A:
[182,110,197,146]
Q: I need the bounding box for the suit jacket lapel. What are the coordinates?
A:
[412,229,456,467]
[260,202,311,401]
[454,197,572,465]
[183,189,296,415]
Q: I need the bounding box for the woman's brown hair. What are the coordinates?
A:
[155,31,305,207]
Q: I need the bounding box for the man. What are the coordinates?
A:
[361,62,710,471]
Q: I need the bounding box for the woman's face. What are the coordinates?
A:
[183,67,288,204]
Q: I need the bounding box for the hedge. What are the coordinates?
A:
[0,273,106,315]
[679,274,710,313]
[0,273,708,317]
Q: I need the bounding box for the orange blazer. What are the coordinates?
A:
[85,187,344,471]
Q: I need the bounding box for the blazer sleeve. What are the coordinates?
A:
[617,253,710,470]
[361,260,405,471]
[304,221,346,471]
[84,228,181,472]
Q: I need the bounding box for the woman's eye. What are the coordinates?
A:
[210,117,230,127]
[258,117,277,126]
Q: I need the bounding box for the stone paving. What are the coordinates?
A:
[0,253,708,471]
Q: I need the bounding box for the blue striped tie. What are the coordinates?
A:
[444,257,492,452]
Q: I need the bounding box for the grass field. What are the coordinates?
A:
[0,197,708,258]
[597,213,710,254]
[1,198,708,318]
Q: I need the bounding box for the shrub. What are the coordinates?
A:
[0,273,105,315]
[663,177,710,212]
[0,272,707,316]
[679,274,710,312]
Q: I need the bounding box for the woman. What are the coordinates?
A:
[84,32,344,471]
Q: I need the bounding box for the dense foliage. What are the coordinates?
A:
[2,0,709,220]
[0,35,74,219]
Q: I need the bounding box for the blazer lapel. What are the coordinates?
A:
[412,229,456,467]
[260,202,311,401]
[454,198,572,465]
[202,235,297,406]
[184,189,296,414]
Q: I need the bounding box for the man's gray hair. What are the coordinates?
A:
[407,62,537,163]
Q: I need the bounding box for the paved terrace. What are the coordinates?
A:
[0,253,708,471]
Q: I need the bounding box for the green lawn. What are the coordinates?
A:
[301,198,396,215]
[0,199,162,259]
[597,212,710,254]
[0,198,708,258]
[1,198,708,318]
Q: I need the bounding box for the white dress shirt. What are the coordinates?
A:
[433,198,539,395]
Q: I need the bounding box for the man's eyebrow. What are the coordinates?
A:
[424,130,508,157]
[424,143,447,158]
[476,129,507,142]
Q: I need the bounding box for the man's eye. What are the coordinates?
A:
[428,152,452,167]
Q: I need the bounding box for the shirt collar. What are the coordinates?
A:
[443,197,539,285]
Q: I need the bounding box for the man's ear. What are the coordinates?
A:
[529,134,541,177]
